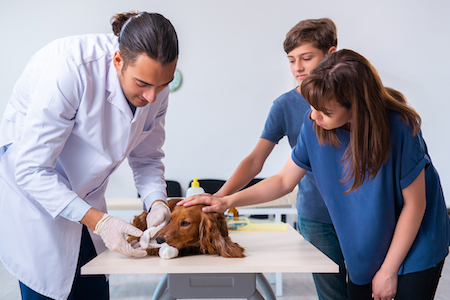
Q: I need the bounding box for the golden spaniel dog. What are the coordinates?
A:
[129,199,245,258]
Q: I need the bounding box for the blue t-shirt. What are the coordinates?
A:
[292,111,450,285]
[261,88,331,223]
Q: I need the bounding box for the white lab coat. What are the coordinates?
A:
[0,34,168,299]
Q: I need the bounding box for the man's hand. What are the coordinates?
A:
[145,201,171,239]
[94,214,147,257]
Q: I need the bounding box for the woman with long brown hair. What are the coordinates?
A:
[180,49,450,300]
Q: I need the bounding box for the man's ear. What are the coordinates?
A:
[113,50,124,71]
[328,46,337,55]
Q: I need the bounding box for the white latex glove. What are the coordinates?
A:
[139,228,163,249]
[94,214,147,257]
[145,201,171,239]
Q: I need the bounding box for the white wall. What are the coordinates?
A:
[1,0,449,204]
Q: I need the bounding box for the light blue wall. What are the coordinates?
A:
[1,0,449,204]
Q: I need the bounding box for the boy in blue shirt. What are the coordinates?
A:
[214,18,347,300]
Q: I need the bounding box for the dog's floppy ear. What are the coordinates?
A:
[131,212,148,232]
[127,212,148,246]
[199,213,245,258]
[167,198,182,212]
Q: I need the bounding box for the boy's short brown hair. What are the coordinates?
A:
[283,18,337,54]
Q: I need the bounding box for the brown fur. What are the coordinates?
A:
[129,199,245,258]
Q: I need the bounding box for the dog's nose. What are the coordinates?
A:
[156,236,166,244]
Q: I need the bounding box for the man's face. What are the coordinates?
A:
[114,51,177,107]
[287,43,334,86]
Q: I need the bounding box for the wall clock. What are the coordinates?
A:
[169,69,182,92]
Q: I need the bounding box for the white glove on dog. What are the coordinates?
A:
[145,201,171,238]
[94,214,147,257]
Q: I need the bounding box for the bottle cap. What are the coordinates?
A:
[191,178,200,187]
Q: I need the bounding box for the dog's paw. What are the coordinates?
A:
[159,243,179,259]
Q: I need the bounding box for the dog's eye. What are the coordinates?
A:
[180,221,190,227]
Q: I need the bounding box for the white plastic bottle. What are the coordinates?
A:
[186,178,205,197]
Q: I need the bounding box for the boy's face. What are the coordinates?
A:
[287,43,334,86]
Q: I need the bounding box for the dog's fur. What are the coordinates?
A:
[130,199,245,258]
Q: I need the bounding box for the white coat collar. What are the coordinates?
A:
[105,61,134,119]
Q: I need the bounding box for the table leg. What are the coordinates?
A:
[256,273,276,300]
[275,273,283,296]
[155,289,175,300]
[152,273,168,300]
[268,272,283,296]
[248,289,265,300]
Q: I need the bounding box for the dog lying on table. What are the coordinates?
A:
[128,198,245,259]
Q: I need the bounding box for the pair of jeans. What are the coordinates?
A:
[20,226,109,300]
[297,214,348,300]
[348,259,445,300]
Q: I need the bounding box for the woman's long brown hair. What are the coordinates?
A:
[301,49,421,193]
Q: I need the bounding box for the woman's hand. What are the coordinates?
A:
[178,158,306,214]
[371,169,426,300]
[371,267,397,300]
[177,193,230,213]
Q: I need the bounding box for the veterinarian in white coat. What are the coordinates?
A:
[0,12,176,300]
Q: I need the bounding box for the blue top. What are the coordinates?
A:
[261,88,331,223]
[292,111,450,285]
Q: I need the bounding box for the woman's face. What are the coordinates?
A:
[114,51,177,107]
[309,100,351,130]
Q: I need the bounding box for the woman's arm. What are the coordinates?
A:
[178,157,306,213]
[372,169,426,300]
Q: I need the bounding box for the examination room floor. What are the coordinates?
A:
[1,256,449,299]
